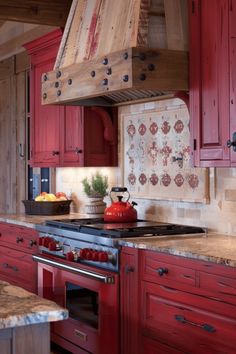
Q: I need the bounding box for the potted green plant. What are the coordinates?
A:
[82,172,108,215]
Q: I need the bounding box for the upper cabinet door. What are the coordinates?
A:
[60,106,84,166]
[32,60,61,167]
[229,0,236,165]
[25,30,63,167]
[190,0,230,167]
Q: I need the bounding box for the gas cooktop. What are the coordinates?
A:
[41,218,206,238]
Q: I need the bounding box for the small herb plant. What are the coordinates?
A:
[82,172,108,198]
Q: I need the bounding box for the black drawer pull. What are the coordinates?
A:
[175,315,216,333]
[16,236,24,243]
[2,263,19,272]
[157,267,168,276]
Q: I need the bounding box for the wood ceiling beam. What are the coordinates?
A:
[0,1,72,27]
[0,25,55,61]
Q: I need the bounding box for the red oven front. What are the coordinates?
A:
[35,256,119,354]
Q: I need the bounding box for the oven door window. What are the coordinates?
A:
[66,282,99,329]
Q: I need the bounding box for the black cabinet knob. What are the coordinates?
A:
[52,151,59,156]
[75,148,83,154]
[16,236,23,243]
[29,240,37,247]
[157,267,168,276]
[227,139,236,148]
[227,132,236,151]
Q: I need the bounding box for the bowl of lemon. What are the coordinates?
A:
[22,192,72,215]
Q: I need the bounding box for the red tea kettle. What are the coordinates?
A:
[104,187,138,223]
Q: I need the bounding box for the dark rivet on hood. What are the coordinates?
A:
[55,82,59,88]
[43,93,47,99]
[91,70,96,77]
[57,90,61,96]
[68,79,72,85]
[139,53,146,61]
[106,68,112,75]
[56,71,61,78]
[102,78,108,85]
[103,58,108,65]
[123,75,129,82]
[139,73,146,81]
[148,63,155,71]
[43,74,47,81]
[123,52,128,60]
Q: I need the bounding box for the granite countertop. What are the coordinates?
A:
[2,213,236,267]
[0,280,68,329]
[0,212,84,229]
[119,233,236,267]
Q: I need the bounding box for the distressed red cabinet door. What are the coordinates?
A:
[120,247,140,354]
[32,60,61,166]
[229,0,236,165]
[25,30,63,167]
[190,0,230,166]
[60,106,84,166]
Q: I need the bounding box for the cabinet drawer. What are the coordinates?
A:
[0,246,37,290]
[141,281,236,354]
[0,223,38,253]
[142,336,183,354]
[199,272,236,305]
[141,251,196,288]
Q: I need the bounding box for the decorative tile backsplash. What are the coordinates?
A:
[122,100,209,203]
[56,98,236,235]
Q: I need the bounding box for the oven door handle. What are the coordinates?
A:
[32,255,115,284]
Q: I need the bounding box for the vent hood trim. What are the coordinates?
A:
[42,46,188,107]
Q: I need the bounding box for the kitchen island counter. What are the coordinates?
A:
[119,233,236,267]
[0,280,68,354]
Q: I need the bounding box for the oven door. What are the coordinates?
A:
[34,255,119,354]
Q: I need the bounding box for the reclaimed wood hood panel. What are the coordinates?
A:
[42,0,188,107]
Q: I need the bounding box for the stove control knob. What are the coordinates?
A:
[85,250,93,260]
[98,251,108,262]
[43,237,53,248]
[92,250,99,262]
[66,251,74,262]
[48,241,57,251]
[39,237,44,246]
[79,248,88,260]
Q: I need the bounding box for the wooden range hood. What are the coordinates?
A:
[42,0,188,106]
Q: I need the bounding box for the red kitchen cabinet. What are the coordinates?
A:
[25,29,118,168]
[120,247,140,354]
[140,250,236,354]
[25,29,62,167]
[190,0,235,167]
[61,106,118,167]
[0,222,38,293]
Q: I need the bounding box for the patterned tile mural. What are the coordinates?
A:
[122,100,209,203]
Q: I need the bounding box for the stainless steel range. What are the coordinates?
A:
[35,218,206,273]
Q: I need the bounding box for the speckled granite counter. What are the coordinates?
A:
[119,233,236,267]
[0,212,84,229]
[0,280,68,329]
[2,214,236,268]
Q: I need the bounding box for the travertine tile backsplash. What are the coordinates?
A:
[56,99,236,236]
